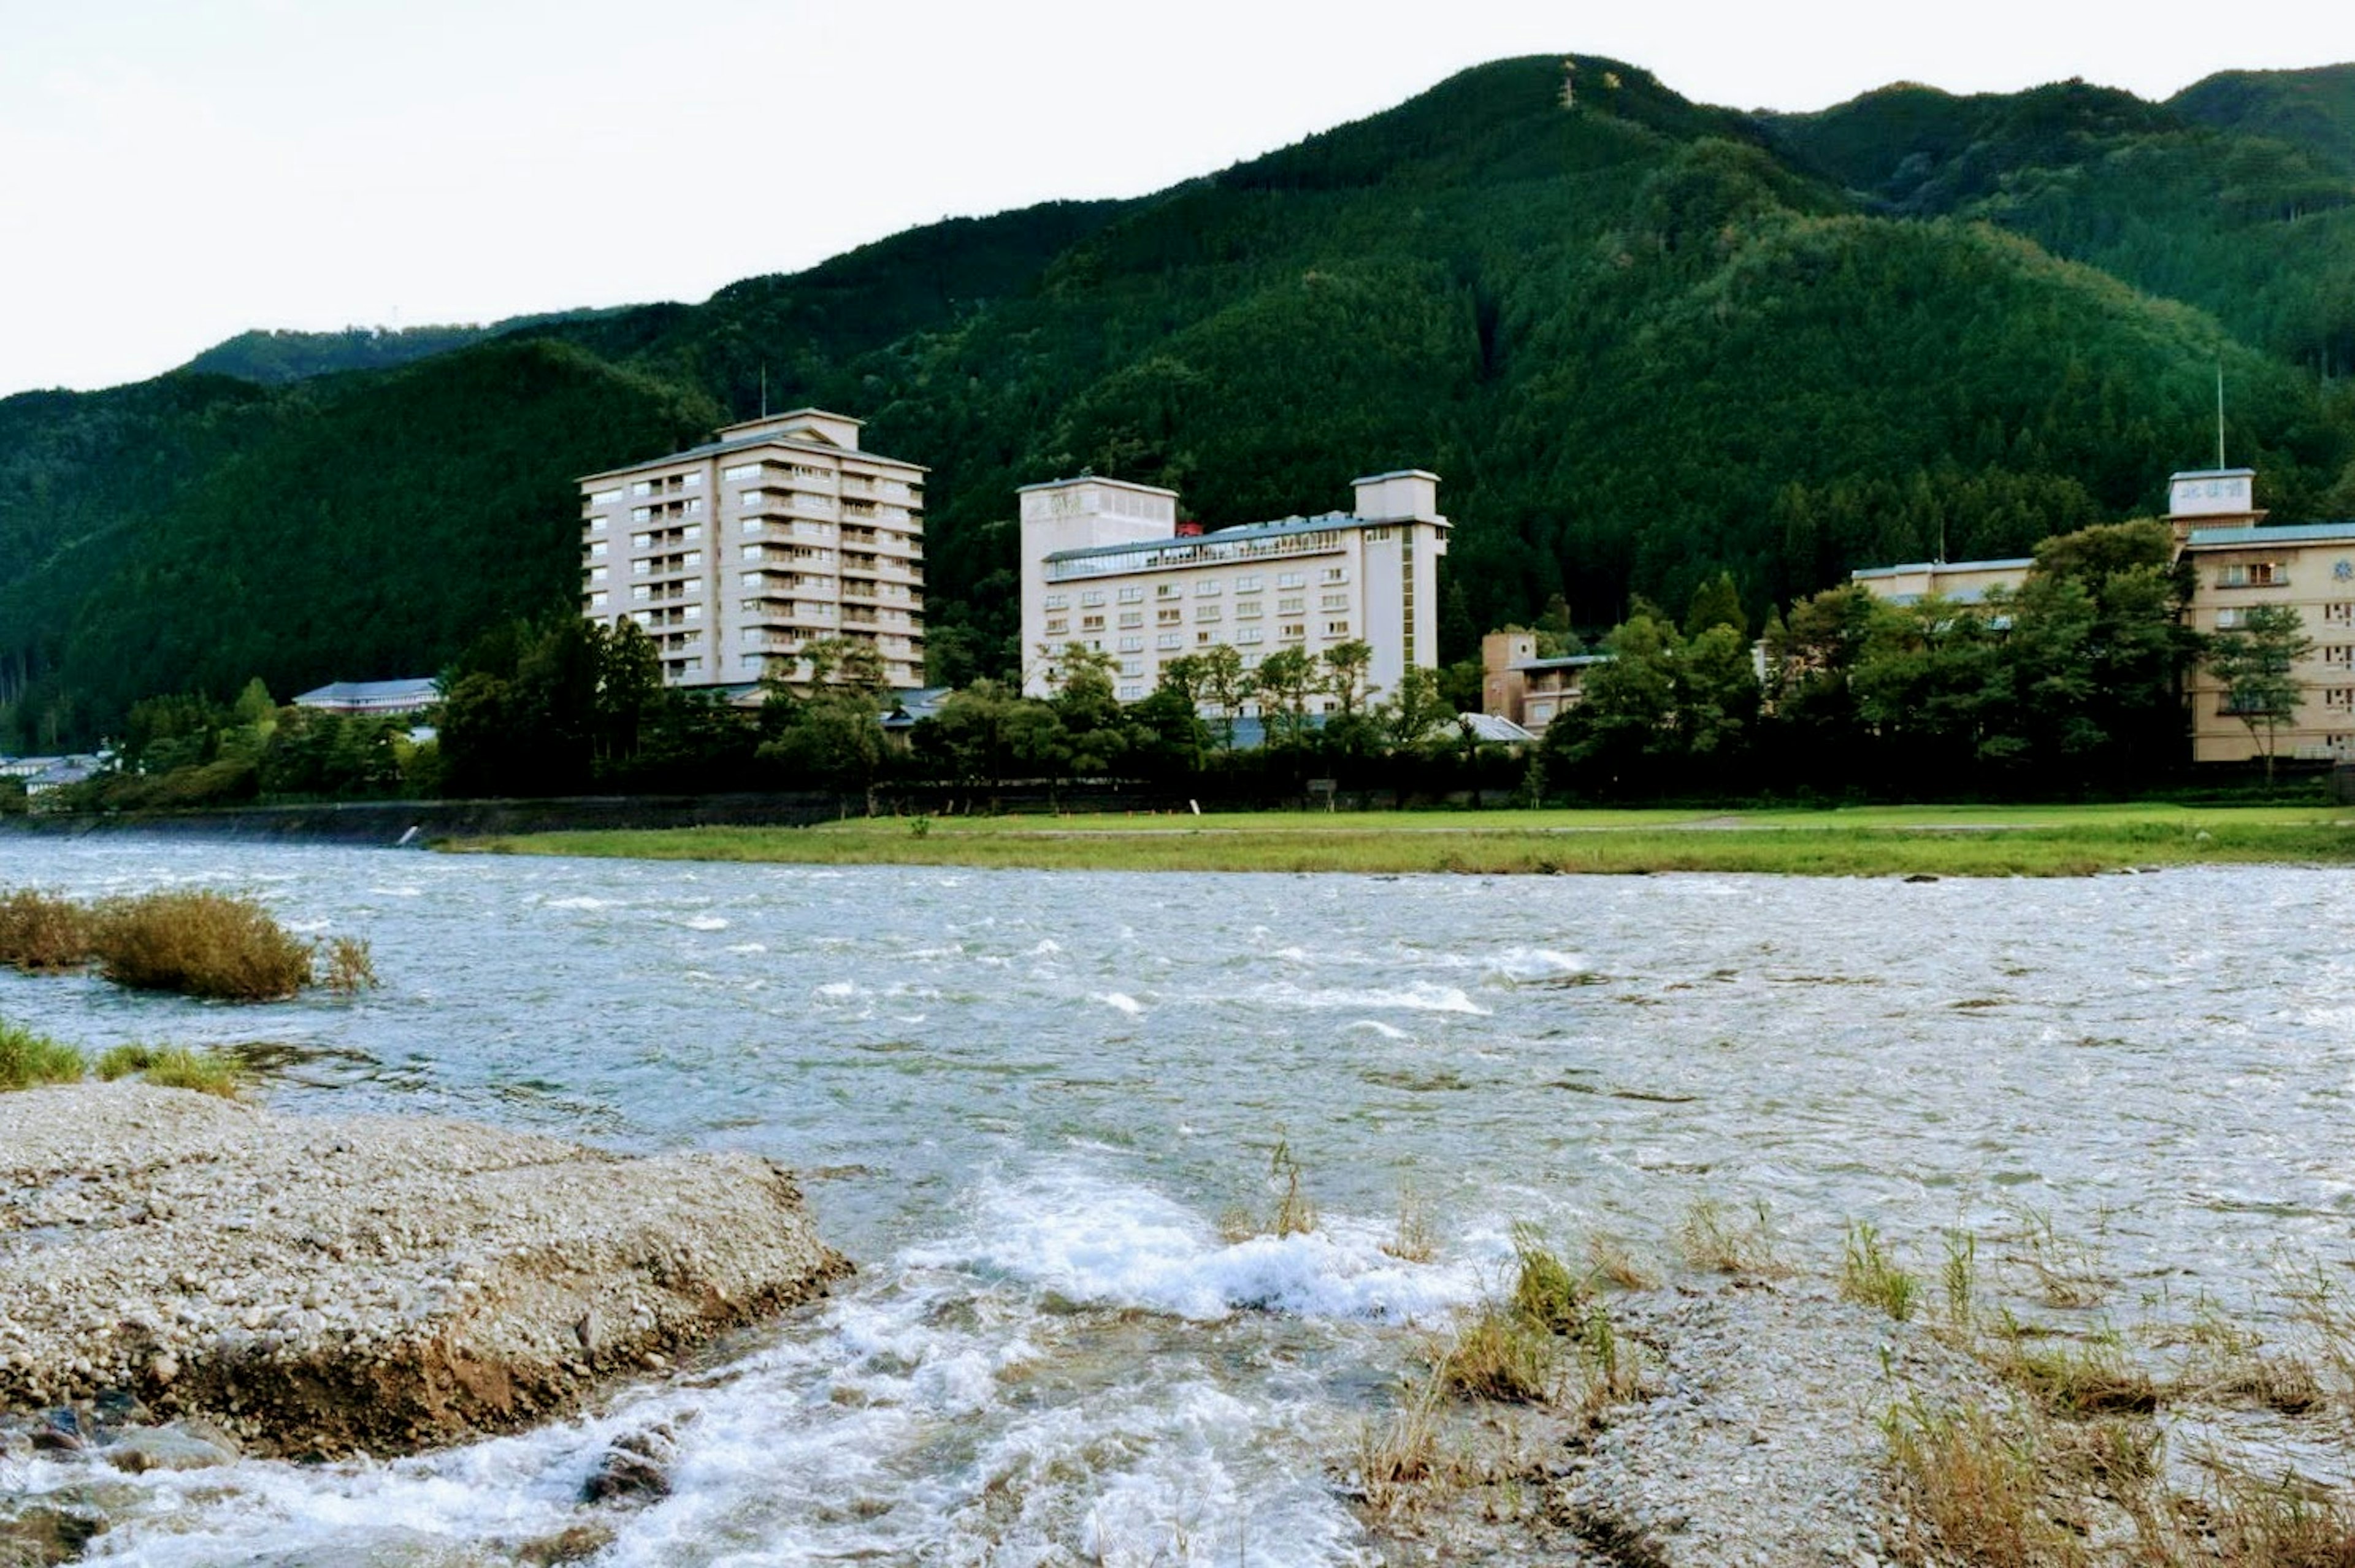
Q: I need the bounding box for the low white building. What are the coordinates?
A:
[1018,470,1450,703]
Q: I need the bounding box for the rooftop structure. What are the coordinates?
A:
[580,409,926,692]
[293,678,441,717]
[1018,470,1449,705]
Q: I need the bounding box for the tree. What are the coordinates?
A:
[1253,647,1319,751]
[1377,665,1452,751]
[1199,644,1249,754]
[2207,603,2313,781]
[1683,572,1747,640]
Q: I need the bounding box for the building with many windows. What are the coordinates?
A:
[578,410,925,690]
[1018,470,1450,703]
[1851,465,2355,765]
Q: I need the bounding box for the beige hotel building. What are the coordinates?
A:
[578,409,925,690]
[1018,470,1450,705]
[1854,466,2355,765]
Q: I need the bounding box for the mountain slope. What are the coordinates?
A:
[6,53,2355,748]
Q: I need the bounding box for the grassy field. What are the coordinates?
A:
[449,802,2355,878]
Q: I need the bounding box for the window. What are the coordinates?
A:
[588,591,608,608]
[589,488,622,503]
[1196,630,1213,644]
[2330,688,2355,711]
[680,472,701,488]
[2327,602,2355,625]
[1195,606,1221,624]
[2328,645,2355,668]
[1320,592,1349,610]
[1278,596,1304,614]
[632,560,651,576]
[738,491,765,508]
[682,524,702,541]
[588,540,608,559]
[683,603,702,621]
[2218,562,2288,588]
[1277,571,1306,589]
[1046,618,1068,636]
[1235,601,1263,620]
[1195,579,1220,597]
[1324,620,1350,637]
[1118,586,1146,603]
[1280,622,1305,640]
[1236,627,1265,644]
[1120,659,1144,678]
[1117,635,1144,652]
[1044,594,1070,610]
[586,515,607,532]
[1321,566,1349,584]
[1157,583,1182,599]
[632,584,653,602]
[1080,589,1106,607]
[1157,608,1182,625]
[2215,608,2244,630]
[681,657,702,672]
[631,507,652,523]
[630,481,656,497]
[632,532,653,549]
[741,654,764,671]
[1235,575,1262,593]
[683,499,702,516]
[722,464,761,481]
[682,551,703,567]
[1118,684,1144,701]
[1157,632,1182,650]
[740,570,765,587]
[1118,610,1144,629]
[1082,614,1105,632]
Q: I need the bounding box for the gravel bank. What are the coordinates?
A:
[0,1082,848,1459]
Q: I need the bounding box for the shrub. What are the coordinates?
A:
[1994,1329,2161,1417]
[92,890,314,1000]
[1674,1196,1787,1275]
[95,1042,243,1098]
[0,890,97,972]
[320,935,379,995]
[1884,1398,2083,1568]
[0,1019,85,1090]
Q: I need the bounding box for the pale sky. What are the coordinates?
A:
[2,0,2346,397]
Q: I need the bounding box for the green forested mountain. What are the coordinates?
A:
[6,54,2355,749]
[174,312,625,384]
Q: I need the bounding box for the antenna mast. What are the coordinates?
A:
[2215,358,2226,470]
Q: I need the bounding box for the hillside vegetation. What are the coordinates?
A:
[6,55,2355,748]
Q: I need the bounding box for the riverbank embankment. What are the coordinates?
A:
[0,1083,847,1459]
[456,803,2355,877]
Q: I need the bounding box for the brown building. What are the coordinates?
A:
[1480,631,1609,734]
[578,410,925,691]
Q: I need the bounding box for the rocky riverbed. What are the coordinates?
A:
[0,1083,848,1461]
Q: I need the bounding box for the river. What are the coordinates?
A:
[2,836,2350,1564]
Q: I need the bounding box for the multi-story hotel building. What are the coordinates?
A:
[578,409,925,690]
[1018,470,1450,704]
[1849,465,2355,765]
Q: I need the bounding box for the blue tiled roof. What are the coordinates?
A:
[293,678,440,709]
[2186,521,2355,546]
[1850,557,2033,580]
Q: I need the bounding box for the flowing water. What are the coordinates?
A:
[2,836,2353,1564]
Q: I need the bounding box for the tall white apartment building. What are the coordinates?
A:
[1019,470,1450,703]
[578,409,926,690]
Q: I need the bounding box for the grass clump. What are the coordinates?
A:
[92,890,314,1001]
[0,1019,86,1090]
[1584,1232,1660,1291]
[1382,1183,1438,1264]
[1509,1225,1588,1333]
[94,1042,243,1098]
[1885,1398,2085,1568]
[1840,1220,1921,1321]
[1994,1328,2162,1418]
[1435,1307,1560,1403]
[1674,1196,1786,1276]
[0,889,96,971]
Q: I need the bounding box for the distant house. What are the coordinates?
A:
[292,678,440,717]
[1480,631,1610,734]
[23,757,100,799]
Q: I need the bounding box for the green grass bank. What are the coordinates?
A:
[449,803,2355,878]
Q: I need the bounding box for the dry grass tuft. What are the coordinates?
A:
[1840,1220,1921,1321]
[1994,1329,2162,1418]
[1884,1397,2086,1568]
[0,1019,85,1090]
[1585,1231,1660,1291]
[1383,1182,1438,1264]
[1674,1196,1788,1276]
[1355,1386,1442,1513]
[92,890,314,1001]
[0,889,96,971]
